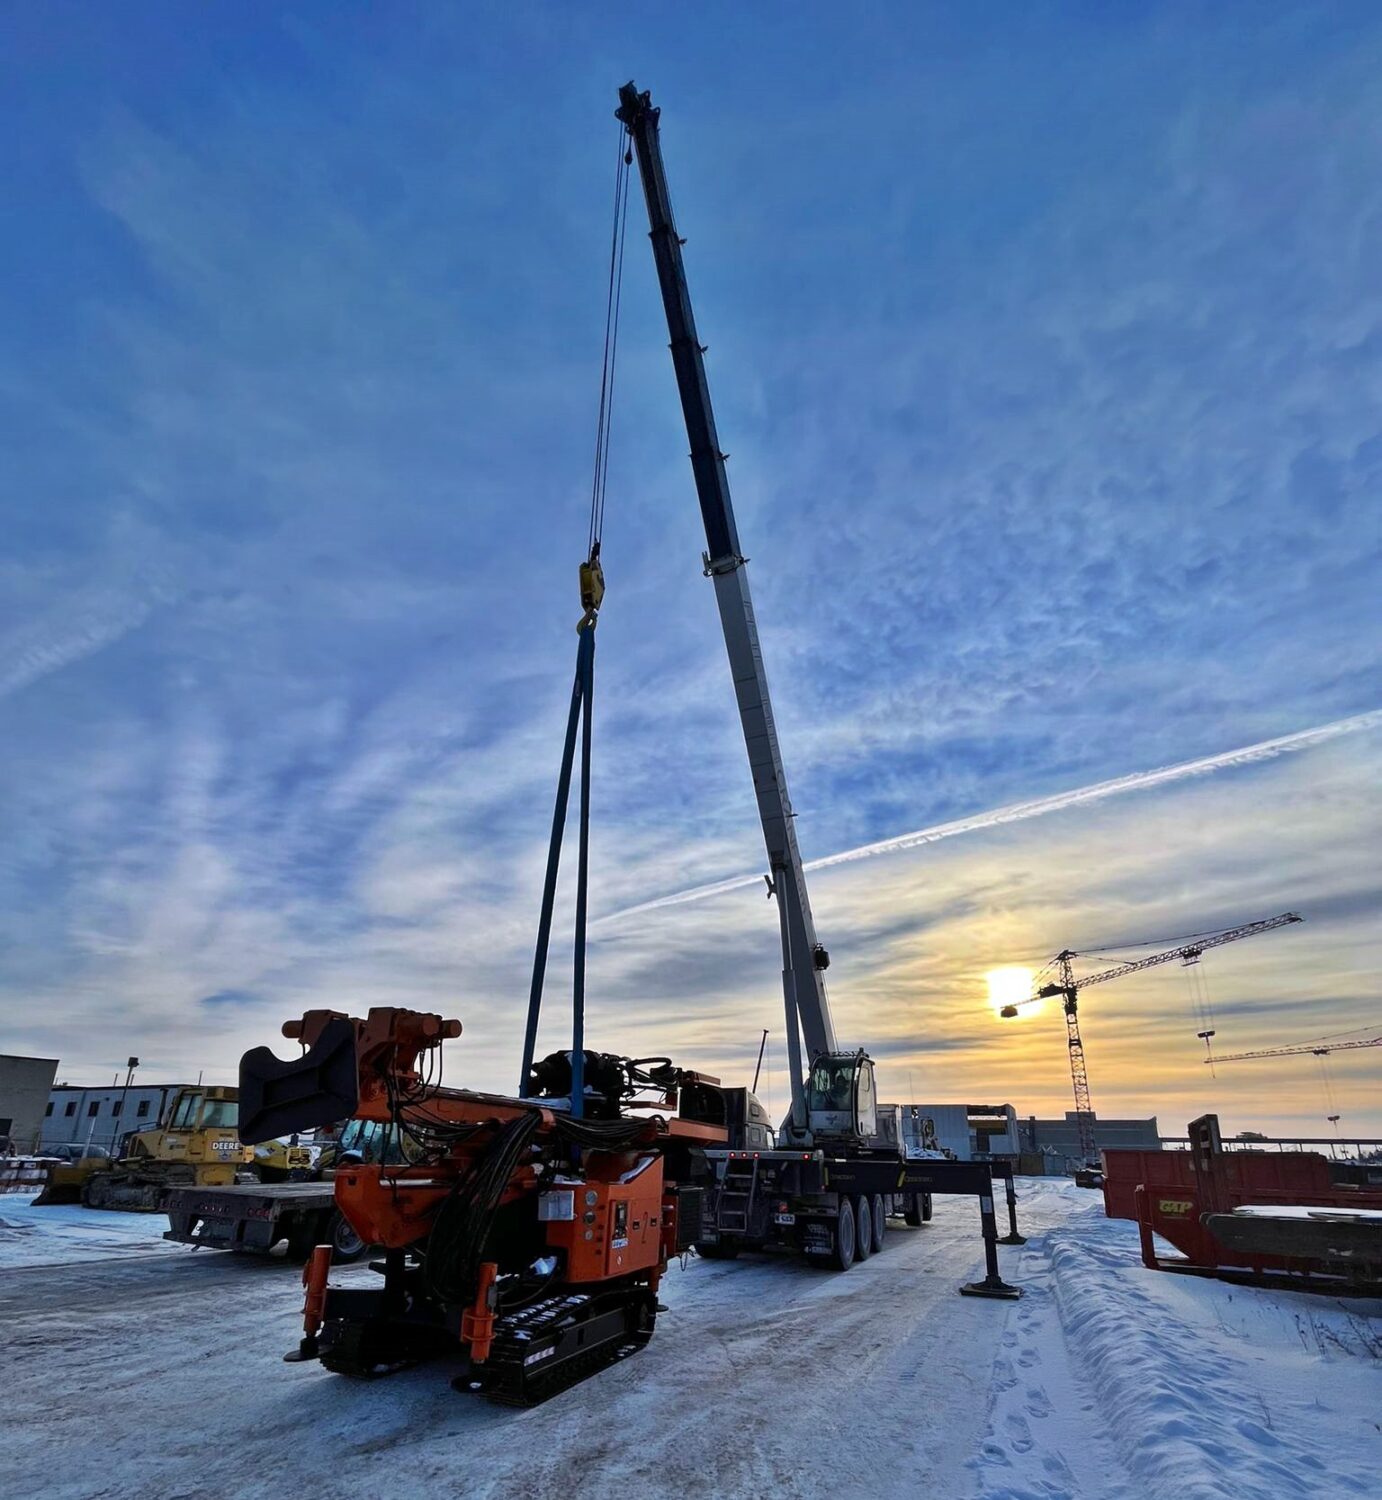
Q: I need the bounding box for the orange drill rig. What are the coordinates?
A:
[238,1006,733,1404]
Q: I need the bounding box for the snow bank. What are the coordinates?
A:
[0,1194,182,1268]
[973,1181,1382,1500]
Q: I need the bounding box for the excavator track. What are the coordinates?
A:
[466,1285,658,1407]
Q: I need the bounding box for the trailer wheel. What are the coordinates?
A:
[827,1198,856,1271]
[922,1192,933,1222]
[327,1209,368,1264]
[870,1194,886,1254]
[290,1208,368,1264]
[904,1194,923,1227]
[852,1195,872,1261]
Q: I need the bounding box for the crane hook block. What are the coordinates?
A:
[578,548,606,629]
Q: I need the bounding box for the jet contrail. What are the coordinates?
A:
[594,709,1381,927]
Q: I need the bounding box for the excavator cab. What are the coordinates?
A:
[804,1051,878,1145]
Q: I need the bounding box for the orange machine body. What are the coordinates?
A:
[249,1005,730,1398]
[540,1152,666,1282]
[281,1007,721,1273]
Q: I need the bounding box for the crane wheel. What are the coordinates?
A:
[823,1198,856,1271]
[853,1196,873,1261]
[870,1193,886,1254]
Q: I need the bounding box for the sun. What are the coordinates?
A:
[985,966,1036,1016]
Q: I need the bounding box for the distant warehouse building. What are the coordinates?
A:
[1018,1112,1162,1168]
[0,1055,61,1152]
[42,1083,195,1155]
[901,1103,1020,1160]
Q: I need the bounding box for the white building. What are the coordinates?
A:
[42,1083,195,1155]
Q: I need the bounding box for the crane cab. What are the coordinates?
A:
[803,1051,878,1146]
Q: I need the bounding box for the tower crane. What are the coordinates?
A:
[999,912,1303,1168]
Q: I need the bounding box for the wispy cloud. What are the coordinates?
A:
[2,8,1379,1142]
[0,585,159,701]
[595,710,1382,926]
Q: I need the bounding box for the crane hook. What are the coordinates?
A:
[578,542,606,631]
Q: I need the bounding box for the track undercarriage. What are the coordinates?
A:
[310,1252,660,1406]
[81,1162,201,1212]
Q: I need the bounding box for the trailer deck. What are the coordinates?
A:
[162,1180,349,1258]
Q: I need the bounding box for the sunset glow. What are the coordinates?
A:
[986,966,1037,1016]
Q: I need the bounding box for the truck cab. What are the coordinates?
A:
[796,1051,878,1147]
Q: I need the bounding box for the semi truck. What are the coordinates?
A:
[617,83,1021,1293]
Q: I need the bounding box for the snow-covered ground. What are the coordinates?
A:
[973,1182,1381,1500]
[0,1181,1377,1499]
[0,1194,185,1268]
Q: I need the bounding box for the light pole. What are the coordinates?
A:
[114,1057,138,1157]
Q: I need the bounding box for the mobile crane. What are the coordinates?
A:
[617,82,1021,1290]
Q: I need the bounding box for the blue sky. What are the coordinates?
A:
[2,4,1379,1135]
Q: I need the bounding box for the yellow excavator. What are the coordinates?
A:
[36,1085,254,1210]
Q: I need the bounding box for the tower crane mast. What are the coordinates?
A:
[1001,912,1303,1168]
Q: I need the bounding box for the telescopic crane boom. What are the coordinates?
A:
[618,83,844,1140]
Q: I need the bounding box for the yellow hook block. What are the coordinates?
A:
[578,548,606,630]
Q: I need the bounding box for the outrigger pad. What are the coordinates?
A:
[239,1017,360,1143]
[959,1278,1022,1301]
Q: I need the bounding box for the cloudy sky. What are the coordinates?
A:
[3,4,1379,1138]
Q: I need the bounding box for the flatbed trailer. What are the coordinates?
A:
[699,1148,1022,1296]
[163,1180,368,1262]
